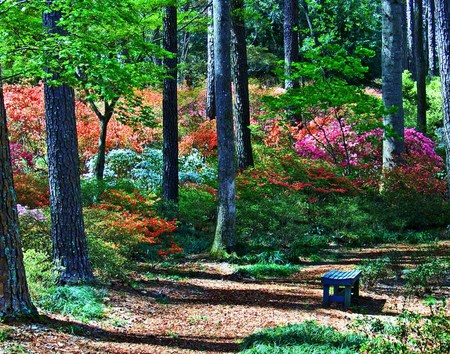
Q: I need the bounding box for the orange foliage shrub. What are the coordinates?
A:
[179,120,217,156]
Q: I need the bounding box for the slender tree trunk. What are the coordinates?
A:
[284,0,300,90]
[89,99,117,181]
[162,4,179,210]
[402,3,409,70]
[211,0,236,256]
[406,0,417,78]
[231,0,254,171]
[206,3,216,119]
[0,70,37,320]
[434,0,450,190]
[427,0,438,76]
[415,0,427,133]
[382,0,405,169]
[43,4,94,284]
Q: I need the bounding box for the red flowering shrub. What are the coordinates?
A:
[4,83,160,170]
[14,173,50,208]
[91,189,180,257]
[179,120,218,157]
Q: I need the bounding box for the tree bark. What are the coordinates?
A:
[0,69,37,320]
[415,0,427,134]
[206,3,216,119]
[231,0,254,171]
[211,0,236,256]
[284,0,300,91]
[382,0,405,169]
[406,0,417,78]
[43,4,94,284]
[434,0,450,189]
[162,5,179,209]
[426,0,438,76]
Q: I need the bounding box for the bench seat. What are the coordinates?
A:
[321,269,362,309]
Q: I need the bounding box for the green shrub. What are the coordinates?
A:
[357,299,449,353]
[19,210,52,256]
[359,257,393,288]
[404,258,449,295]
[240,320,364,353]
[235,263,300,279]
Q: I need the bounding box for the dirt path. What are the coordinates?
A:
[1,243,449,353]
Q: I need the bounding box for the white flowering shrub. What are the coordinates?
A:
[85,148,216,192]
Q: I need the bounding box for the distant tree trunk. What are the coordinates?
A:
[211,0,236,257]
[89,98,118,181]
[406,0,417,78]
[231,0,254,171]
[206,3,216,119]
[434,0,450,189]
[415,0,427,133]
[284,0,300,91]
[402,4,409,70]
[0,70,37,320]
[427,0,438,76]
[162,4,179,210]
[382,0,405,169]
[43,5,94,284]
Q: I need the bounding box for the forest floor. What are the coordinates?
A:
[1,242,449,354]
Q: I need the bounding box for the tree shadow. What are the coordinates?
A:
[16,316,241,353]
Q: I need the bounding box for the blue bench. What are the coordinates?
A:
[321,269,362,309]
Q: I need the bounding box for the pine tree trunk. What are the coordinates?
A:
[0,71,37,320]
[43,5,94,284]
[284,0,300,91]
[162,5,179,209]
[231,0,254,171]
[415,0,427,133]
[434,0,450,190]
[206,3,216,120]
[211,0,236,257]
[406,0,417,78]
[427,0,438,76]
[382,0,405,169]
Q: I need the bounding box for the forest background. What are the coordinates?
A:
[0,0,449,353]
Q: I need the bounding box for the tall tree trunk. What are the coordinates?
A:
[206,3,216,119]
[284,0,300,90]
[427,0,438,76]
[162,4,179,210]
[382,0,405,169]
[211,0,236,257]
[406,0,417,78]
[415,0,427,133]
[0,70,37,320]
[434,0,450,189]
[231,0,254,171]
[43,4,94,284]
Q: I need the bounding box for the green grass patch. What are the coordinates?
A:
[235,263,300,279]
[240,321,364,353]
[23,249,106,322]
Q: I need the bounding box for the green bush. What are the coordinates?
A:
[359,257,393,288]
[404,258,449,295]
[240,320,364,353]
[358,299,450,353]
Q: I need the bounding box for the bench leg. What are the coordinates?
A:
[344,285,352,309]
[323,284,330,306]
[353,279,360,297]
